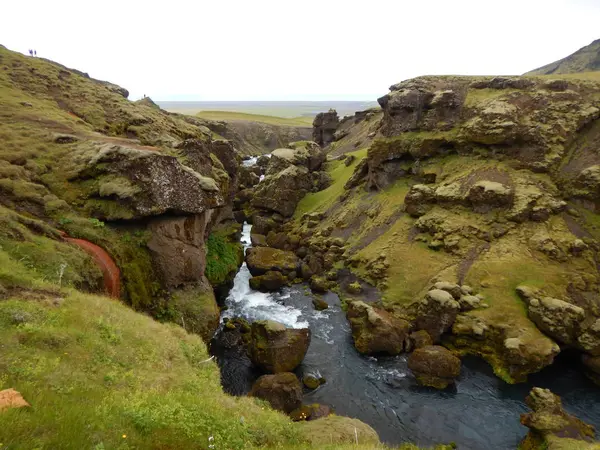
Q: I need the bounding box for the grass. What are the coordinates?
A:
[205,228,244,287]
[195,111,313,127]
[294,148,368,218]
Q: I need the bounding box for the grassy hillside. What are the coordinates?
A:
[526,38,600,75]
[196,111,313,127]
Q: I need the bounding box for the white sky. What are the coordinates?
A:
[1,0,599,101]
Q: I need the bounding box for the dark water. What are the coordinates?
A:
[211,224,600,450]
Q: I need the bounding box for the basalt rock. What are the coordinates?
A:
[312,110,339,147]
[412,289,460,342]
[520,387,596,449]
[252,165,313,217]
[249,372,302,413]
[249,271,288,292]
[347,301,410,355]
[290,403,332,421]
[245,247,299,276]
[248,320,311,373]
[408,345,461,389]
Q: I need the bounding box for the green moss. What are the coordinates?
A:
[205,231,243,287]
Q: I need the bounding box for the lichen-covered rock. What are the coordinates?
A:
[527,297,585,345]
[249,271,288,292]
[249,372,302,413]
[248,320,311,373]
[347,301,410,355]
[268,143,325,173]
[582,355,600,386]
[252,165,313,217]
[309,276,329,293]
[312,110,339,147]
[432,281,462,299]
[245,247,299,276]
[250,233,268,247]
[467,180,513,210]
[72,143,224,220]
[413,289,460,342]
[408,345,461,389]
[578,319,600,356]
[404,184,436,217]
[520,387,596,449]
[312,297,329,311]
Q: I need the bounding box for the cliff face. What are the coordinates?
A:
[293,73,600,384]
[526,38,600,75]
[0,45,240,340]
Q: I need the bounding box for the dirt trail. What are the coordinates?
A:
[64,236,121,298]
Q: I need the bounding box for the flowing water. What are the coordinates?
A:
[212,223,600,450]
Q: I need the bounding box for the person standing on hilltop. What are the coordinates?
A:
[34,50,37,57]
[28,49,33,56]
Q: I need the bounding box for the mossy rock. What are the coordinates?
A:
[169,283,220,343]
[312,297,329,311]
[245,247,299,276]
[408,345,461,389]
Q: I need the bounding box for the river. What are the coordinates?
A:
[211,222,600,450]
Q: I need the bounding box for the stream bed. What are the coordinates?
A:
[211,223,600,449]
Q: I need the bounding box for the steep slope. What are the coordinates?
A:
[282,74,600,385]
[526,38,600,75]
[0,43,241,339]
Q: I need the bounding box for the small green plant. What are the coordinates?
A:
[88,218,105,228]
[58,217,74,226]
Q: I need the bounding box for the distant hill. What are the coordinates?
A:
[526,38,600,75]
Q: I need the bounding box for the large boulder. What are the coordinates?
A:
[467,180,513,210]
[245,247,299,276]
[412,289,460,342]
[404,184,436,217]
[249,271,288,292]
[72,143,224,220]
[312,110,339,147]
[517,287,586,346]
[346,301,410,355]
[251,165,313,217]
[248,320,311,373]
[267,144,325,174]
[249,372,302,413]
[408,345,461,389]
[520,388,596,449]
[582,355,600,386]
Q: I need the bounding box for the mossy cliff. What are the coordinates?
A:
[285,73,600,384]
[0,44,247,341]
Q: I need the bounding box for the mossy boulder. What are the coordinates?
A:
[312,297,329,311]
[249,271,288,292]
[582,355,600,386]
[347,301,410,355]
[251,165,313,217]
[520,387,596,450]
[249,372,302,413]
[409,330,434,350]
[248,320,311,373]
[413,289,460,342]
[245,247,299,276]
[408,345,461,389]
[302,374,326,390]
[250,233,268,247]
[310,276,329,293]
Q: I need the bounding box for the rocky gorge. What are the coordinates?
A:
[2,39,600,450]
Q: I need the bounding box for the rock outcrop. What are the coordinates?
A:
[249,372,303,413]
[520,388,597,449]
[248,320,311,373]
[245,247,299,277]
[251,165,313,217]
[408,345,461,389]
[347,301,410,355]
[312,109,339,147]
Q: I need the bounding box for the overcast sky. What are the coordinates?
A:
[1,0,599,101]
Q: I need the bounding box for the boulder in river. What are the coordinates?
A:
[412,289,460,342]
[520,387,597,449]
[245,247,299,277]
[249,372,302,413]
[408,345,461,389]
[249,270,288,292]
[248,320,311,373]
[347,301,410,355]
